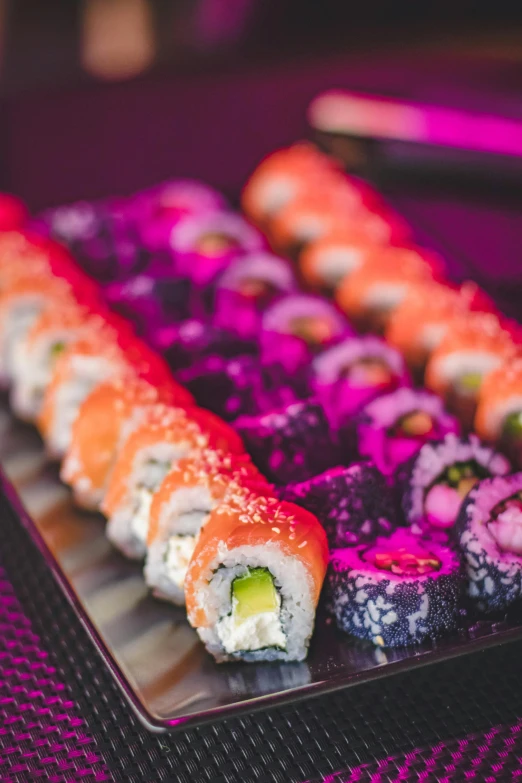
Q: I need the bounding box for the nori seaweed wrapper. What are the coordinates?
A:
[158,320,258,373]
[235,399,340,485]
[280,462,397,548]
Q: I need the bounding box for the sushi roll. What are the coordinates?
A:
[61,375,194,510]
[236,400,340,485]
[145,450,272,604]
[280,462,397,548]
[178,354,308,423]
[159,319,258,374]
[129,179,226,252]
[335,247,443,334]
[311,335,410,429]
[397,434,511,536]
[457,472,522,612]
[9,302,93,422]
[104,273,192,337]
[386,281,497,381]
[260,293,352,372]
[241,143,338,228]
[213,252,297,339]
[269,185,372,256]
[102,404,245,559]
[329,528,462,647]
[185,495,329,662]
[37,319,137,459]
[0,193,28,230]
[0,275,79,387]
[350,387,460,477]
[425,313,517,431]
[298,231,383,296]
[475,357,522,467]
[170,211,265,289]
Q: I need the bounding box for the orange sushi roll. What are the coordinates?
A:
[241,143,336,227]
[475,357,522,467]
[9,300,95,422]
[145,450,273,604]
[425,313,517,431]
[185,495,328,662]
[299,230,384,294]
[102,404,245,559]
[269,183,370,255]
[0,274,78,387]
[335,247,443,334]
[61,374,194,510]
[385,281,468,379]
[37,320,134,459]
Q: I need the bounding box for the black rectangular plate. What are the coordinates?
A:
[2,401,522,733]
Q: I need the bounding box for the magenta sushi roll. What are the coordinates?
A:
[130,179,226,251]
[156,319,258,372]
[329,529,463,646]
[351,387,460,477]
[397,434,511,537]
[311,335,411,429]
[260,294,353,372]
[280,462,397,548]
[235,399,341,485]
[213,252,297,339]
[170,211,265,288]
[457,472,522,612]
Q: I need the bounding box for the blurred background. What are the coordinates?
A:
[0,0,521,208]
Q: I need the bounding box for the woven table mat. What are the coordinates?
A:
[2,485,522,783]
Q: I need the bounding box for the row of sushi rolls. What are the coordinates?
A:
[1,138,522,664]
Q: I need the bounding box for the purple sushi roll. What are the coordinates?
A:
[350,387,460,477]
[457,472,522,612]
[397,434,511,536]
[178,355,308,422]
[129,179,226,251]
[260,294,353,372]
[156,319,258,372]
[280,462,397,548]
[103,273,192,336]
[170,211,265,288]
[311,335,411,429]
[213,252,297,339]
[329,528,462,646]
[235,399,340,485]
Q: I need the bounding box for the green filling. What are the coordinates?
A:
[50,341,66,359]
[502,412,522,441]
[232,567,279,623]
[427,459,489,499]
[458,372,483,392]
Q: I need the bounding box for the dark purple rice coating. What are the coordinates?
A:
[329,529,463,647]
[157,320,258,372]
[279,462,397,548]
[456,472,522,613]
[178,355,309,422]
[235,400,340,485]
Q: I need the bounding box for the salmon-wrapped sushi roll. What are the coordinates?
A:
[62,375,194,510]
[386,281,497,380]
[475,357,522,468]
[9,301,95,422]
[260,293,352,372]
[185,495,328,662]
[37,318,137,459]
[425,313,517,431]
[241,143,338,228]
[0,193,28,230]
[0,275,79,387]
[145,451,272,604]
[299,231,384,295]
[102,405,245,559]
[335,247,444,334]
